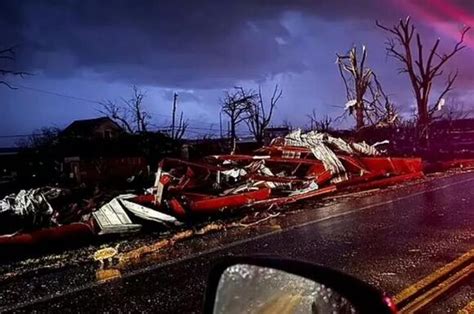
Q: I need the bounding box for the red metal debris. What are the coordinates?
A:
[0,130,430,251]
[146,131,424,219]
[0,222,95,251]
[359,157,423,175]
[345,172,424,191]
[169,197,187,218]
[252,185,338,208]
[316,170,333,185]
[189,188,272,214]
[335,170,387,189]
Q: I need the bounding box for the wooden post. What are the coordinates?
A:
[171,93,178,139]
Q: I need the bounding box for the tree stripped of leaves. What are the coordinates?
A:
[337,45,397,130]
[170,93,189,140]
[307,110,333,132]
[376,17,470,140]
[0,45,29,89]
[282,118,293,131]
[221,87,257,153]
[245,85,282,145]
[438,98,470,121]
[17,127,61,149]
[99,85,151,133]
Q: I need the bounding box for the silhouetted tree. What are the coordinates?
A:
[337,46,395,130]
[282,118,293,131]
[438,98,470,121]
[169,93,189,140]
[0,45,28,89]
[376,17,470,141]
[307,110,333,132]
[17,127,61,149]
[99,85,150,133]
[246,85,282,145]
[221,87,257,153]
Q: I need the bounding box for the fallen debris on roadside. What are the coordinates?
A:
[146,130,421,220]
[0,187,66,235]
[3,129,473,255]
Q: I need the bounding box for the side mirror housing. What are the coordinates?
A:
[204,256,397,313]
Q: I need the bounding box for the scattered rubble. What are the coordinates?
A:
[147,130,421,219]
[1,129,472,255]
[0,187,65,234]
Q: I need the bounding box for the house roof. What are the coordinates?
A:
[63,117,122,135]
[264,127,290,132]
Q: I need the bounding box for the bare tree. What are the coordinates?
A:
[307,109,317,130]
[17,127,61,149]
[99,85,150,133]
[282,118,293,131]
[171,93,178,138]
[169,93,189,140]
[99,100,134,133]
[221,87,257,153]
[307,110,334,132]
[173,111,189,140]
[438,98,470,121]
[376,17,470,140]
[1,45,29,89]
[337,46,395,130]
[245,85,282,145]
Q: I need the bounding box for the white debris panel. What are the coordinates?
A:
[92,194,182,235]
[93,197,142,235]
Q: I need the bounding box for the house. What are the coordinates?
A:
[60,117,150,184]
[263,127,290,145]
[62,117,123,140]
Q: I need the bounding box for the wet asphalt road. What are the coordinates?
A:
[1,171,474,313]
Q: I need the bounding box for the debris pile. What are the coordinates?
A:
[0,187,71,235]
[0,130,425,251]
[139,130,422,224]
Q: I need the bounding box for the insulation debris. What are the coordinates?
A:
[0,187,66,234]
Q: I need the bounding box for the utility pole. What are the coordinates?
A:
[171,93,178,138]
[219,111,223,138]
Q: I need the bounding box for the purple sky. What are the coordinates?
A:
[1,0,474,145]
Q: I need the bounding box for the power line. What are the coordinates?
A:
[14,84,102,104]
[14,83,222,126]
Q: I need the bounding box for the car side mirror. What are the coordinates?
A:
[204,256,397,314]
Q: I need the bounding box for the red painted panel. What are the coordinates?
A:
[190,188,271,214]
[359,157,423,175]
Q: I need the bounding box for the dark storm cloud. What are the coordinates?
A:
[2,0,474,140]
[1,0,407,89]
